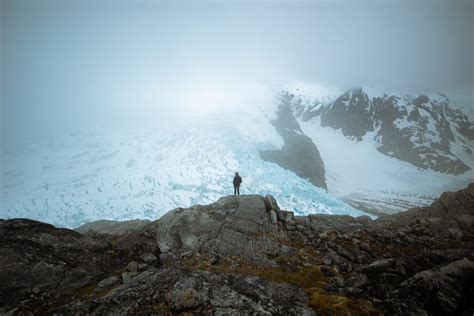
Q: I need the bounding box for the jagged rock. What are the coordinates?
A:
[291,87,472,174]
[269,210,278,224]
[140,252,156,264]
[264,195,280,212]
[95,276,121,293]
[166,287,202,311]
[337,245,357,262]
[277,210,295,223]
[125,261,139,273]
[113,221,161,263]
[359,242,371,252]
[295,216,310,228]
[121,271,138,284]
[360,258,396,274]
[394,259,474,314]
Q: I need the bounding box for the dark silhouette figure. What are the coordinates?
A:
[233,172,242,195]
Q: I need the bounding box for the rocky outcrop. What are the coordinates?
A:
[61,268,315,315]
[260,93,327,190]
[0,218,160,314]
[289,88,473,175]
[391,258,474,315]
[378,182,474,235]
[156,195,274,261]
[75,219,151,235]
[1,183,473,314]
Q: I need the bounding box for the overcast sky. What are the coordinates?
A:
[1,0,473,143]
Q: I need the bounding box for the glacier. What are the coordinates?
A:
[1,115,371,228]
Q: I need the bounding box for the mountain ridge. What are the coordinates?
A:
[287,87,473,174]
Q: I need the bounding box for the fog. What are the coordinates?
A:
[1,0,473,144]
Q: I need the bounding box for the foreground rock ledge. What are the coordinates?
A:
[1,184,473,315]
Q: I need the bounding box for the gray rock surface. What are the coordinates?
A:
[156,195,285,265]
[1,184,473,315]
[75,219,151,235]
[62,268,315,315]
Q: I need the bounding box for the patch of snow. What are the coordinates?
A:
[393,117,414,130]
[427,93,449,104]
[284,81,341,103]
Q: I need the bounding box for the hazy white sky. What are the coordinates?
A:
[1,0,473,143]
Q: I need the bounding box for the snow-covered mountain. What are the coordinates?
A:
[290,87,473,174]
[282,86,474,213]
[1,113,370,228]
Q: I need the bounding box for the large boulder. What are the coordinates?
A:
[393,258,474,314]
[155,195,286,264]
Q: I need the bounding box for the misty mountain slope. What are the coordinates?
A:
[290,88,473,175]
[1,118,370,228]
[259,93,327,190]
[285,86,474,213]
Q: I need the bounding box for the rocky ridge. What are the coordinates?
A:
[74,219,151,235]
[1,183,473,315]
[288,88,474,175]
[260,93,327,190]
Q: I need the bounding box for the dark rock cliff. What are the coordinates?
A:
[260,93,327,190]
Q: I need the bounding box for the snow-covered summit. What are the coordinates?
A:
[287,87,473,175]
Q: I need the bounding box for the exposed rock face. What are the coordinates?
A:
[156,195,272,259]
[62,268,315,315]
[0,218,160,314]
[0,219,111,310]
[260,93,327,189]
[289,88,473,174]
[1,183,473,315]
[393,258,474,315]
[75,219,151,235]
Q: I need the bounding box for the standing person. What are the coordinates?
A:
[233,172,242,196]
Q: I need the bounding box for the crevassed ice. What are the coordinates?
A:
[2,121,371,228]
